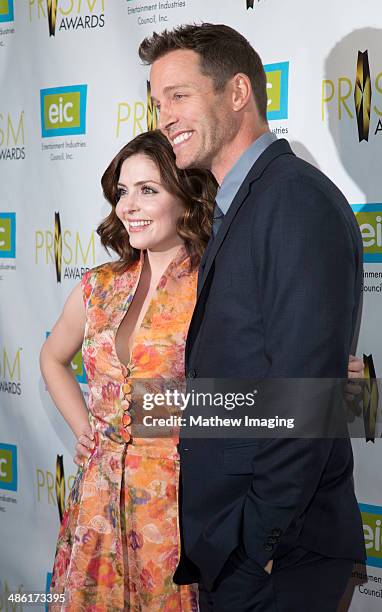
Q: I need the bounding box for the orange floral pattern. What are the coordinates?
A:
[50,247,198,611]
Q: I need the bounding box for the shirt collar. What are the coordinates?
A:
[216,131,277,215]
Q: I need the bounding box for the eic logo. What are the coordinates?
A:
[264,62,289,121]
[360,503,382,568]
[40,85,87,138]
[46,332,87,384]
[0,443,17,491]
[351,204,382,262]
[0,212,16,258]
[71,348,87,384]
[45,573,52,612]
[0,0,14,23]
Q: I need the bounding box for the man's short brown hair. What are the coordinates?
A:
[139,23,268,122]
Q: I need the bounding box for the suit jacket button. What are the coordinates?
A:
[271,528,282,537]
[264,543,273,551]
[187,369,197,379]
[267,536,277,544]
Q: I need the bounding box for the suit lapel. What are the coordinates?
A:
[198,139,294,297]
[197,233,214,295]
[198,178,251,297]
[186,139,295,366]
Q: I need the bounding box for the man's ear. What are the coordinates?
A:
[231,73,252,112]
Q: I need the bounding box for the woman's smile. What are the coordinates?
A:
[127,219,154,232]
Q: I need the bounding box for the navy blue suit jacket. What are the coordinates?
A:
[174,139,366,590]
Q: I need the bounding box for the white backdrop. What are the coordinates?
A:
[1,1,381,609]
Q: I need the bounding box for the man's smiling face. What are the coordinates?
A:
[150,49,234,171]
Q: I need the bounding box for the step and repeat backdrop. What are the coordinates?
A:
[1,0,381,609]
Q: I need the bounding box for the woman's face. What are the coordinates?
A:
[115,153,184,252]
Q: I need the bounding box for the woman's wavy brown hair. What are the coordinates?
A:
[98,130,217,271]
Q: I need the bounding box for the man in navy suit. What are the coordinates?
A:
[140,23,366,611]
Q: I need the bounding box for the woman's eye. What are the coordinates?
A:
[141,185,157,194]
[174,93,184,100]
[116,188,127,201]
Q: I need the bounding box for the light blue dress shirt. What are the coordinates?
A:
[215,131,277,216]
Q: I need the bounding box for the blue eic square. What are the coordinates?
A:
[264,61,289,121]
[0,212,16,258]
[351,203,382,263]
[40,84,87,138]
[0,443,18,491]
[0,1,14,23]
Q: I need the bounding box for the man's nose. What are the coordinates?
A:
[158,103,176,133]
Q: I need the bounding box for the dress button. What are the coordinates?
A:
[187,369,197,379]
[122,382,132,394]
[121,430,131,443]
[122,413,132,427]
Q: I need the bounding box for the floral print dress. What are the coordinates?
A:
[50,246,198,611]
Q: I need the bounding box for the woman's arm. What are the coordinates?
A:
[40,282,94,462]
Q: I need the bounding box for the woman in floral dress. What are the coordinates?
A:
[40,130,216,611]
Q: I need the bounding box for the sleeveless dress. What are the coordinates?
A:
[50,246,198,611]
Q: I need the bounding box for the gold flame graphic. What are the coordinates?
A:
[55,454,66,523]
[363,354,379,442]
[54,212,62,283]
[46,0,58,37]
[354,50,372,142]
[146,81,158,132]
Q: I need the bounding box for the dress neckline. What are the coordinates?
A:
[113,245,189,374]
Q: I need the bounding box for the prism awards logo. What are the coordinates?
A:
[0,0,14,22]
[351,204,382,263]
[0,345,22,395]
[36,457,76,523]
[264,62,289,121]
[0,443,17,491]
[0,111,25,160]
[35,212,95,282]
[29,0,104,35]
[360,504,382,568]
[46,332,87,384]
[322,50,382,142]
[0,213,16,258]
[40,85,87,138]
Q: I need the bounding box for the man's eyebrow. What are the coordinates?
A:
[151,84,194,103]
